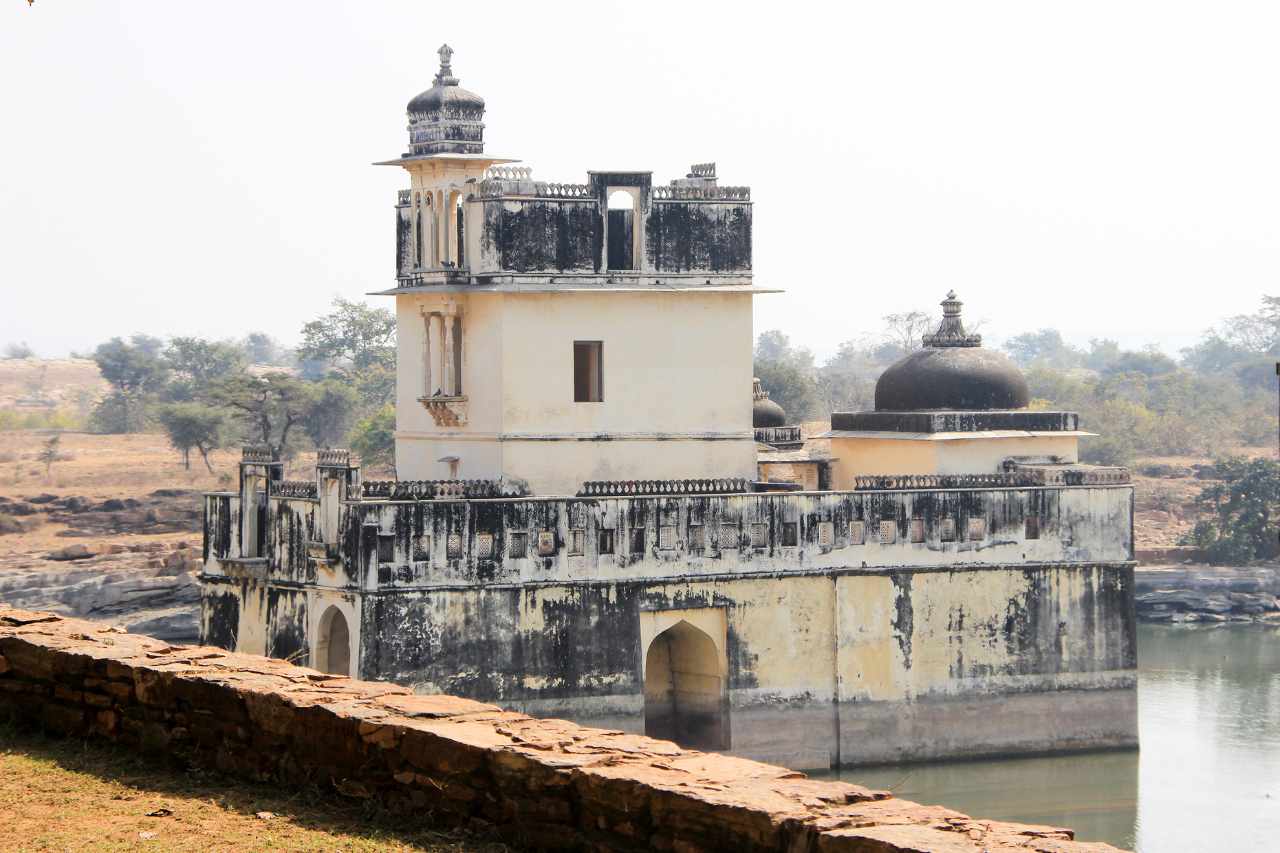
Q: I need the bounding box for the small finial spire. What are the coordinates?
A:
[434,43,458,86]
[923,290,982,348]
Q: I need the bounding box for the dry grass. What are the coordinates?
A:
[0,720,508,852]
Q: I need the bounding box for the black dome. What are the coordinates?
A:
[752,377,787,427]
[873,292,1030,411]
[407,82,485,115]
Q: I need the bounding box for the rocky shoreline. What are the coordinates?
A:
[1135,563,1280,624]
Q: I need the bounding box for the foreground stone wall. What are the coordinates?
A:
[0,607,1124,852]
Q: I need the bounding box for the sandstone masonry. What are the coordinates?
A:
[0,607,1125,853]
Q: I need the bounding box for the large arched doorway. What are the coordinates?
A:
[315,606,351,676]
[643,620,729,750]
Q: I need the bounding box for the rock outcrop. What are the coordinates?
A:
[0,608,1127,853]
[1135,564,1280,623]
[0,543,200,642]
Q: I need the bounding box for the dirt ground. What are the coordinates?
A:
[0,722,507,852]
[0,357,105,410]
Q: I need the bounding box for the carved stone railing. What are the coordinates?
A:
[241,446,274,464]
[473,179,594,200]
[361,479,527,500]
[652,185,750,201]
[397,189,411,205]
[316,449,353,468]
[272,480,318,499]
[483,165,533,181]
[854,474,1041,491]
[1009,465,1132,486]
[577,478,751,497]
[754,426,804,446]
[853,469,1129,490]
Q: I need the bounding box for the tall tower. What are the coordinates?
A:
[373,47,771,495]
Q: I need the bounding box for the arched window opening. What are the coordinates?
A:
[607,189,635,271]
[414,194,424,269]
[316,606,351,676]
[454,195,466,269]
[643,620,728,750]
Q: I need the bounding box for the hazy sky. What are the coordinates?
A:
[3,1,1277,360]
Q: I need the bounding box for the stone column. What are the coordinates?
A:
[427,313,444,395]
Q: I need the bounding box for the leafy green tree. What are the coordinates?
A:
[37,433,63,477]
[210,373,317,460]
[163,337,246,401]
[816,338,880,414]
[301,380,360,449]
[1002,329,1084,370]
[156,403,226,472]
[298,297,396,372]
[753,330,820,421]
[91,336,170,433]
[242,332,283,366]
[348,404,396,469]
[1186,457,1280,565]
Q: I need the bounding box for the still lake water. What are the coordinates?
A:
[829,624,1280,851]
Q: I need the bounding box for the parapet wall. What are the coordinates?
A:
[0,607,1124,853]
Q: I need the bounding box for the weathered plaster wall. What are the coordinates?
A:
[645,200,752,273]
[394,290,757,494]
[202,483,1135,769]
[828,434,1081,487]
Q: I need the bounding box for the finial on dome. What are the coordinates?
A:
[434,43,458,87]
[922,290,982,348]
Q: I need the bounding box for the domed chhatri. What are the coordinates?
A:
[406,45,486,157]
[874,291,1030,412]
[752,377,787,428]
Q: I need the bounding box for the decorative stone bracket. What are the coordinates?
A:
[418,395,468,427]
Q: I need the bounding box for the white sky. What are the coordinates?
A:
[2,1,1277,360]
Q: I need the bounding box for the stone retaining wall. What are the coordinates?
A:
[0,607,1124,852]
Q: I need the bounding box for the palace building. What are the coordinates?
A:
[200,47,1137,770]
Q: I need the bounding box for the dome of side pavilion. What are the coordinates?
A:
[874,291,1030,411]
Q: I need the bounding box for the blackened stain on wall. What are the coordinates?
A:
[646,202,751,272]
[483,200,600,273]
[266,588,308,665]
[202,585,239,650]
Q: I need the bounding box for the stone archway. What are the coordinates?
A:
[315,606,351,676]
[643,620,729,750]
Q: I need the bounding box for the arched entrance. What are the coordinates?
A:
[643,620,729,750]
[315,606,351,676]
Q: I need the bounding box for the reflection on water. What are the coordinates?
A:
[821,624,1280,851]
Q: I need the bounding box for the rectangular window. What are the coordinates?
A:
[1025,517,1041,540]
[537,530,556,556]
[569,529,585,555]
[940,517,957,542]
[377,534,396,564]
[818,521,834,547]
[508,532,528,558]
[629,527,646,554]
[412,535,431,563]
[659,525,677,550]
[688,524,705,551]
[848,520,865,545]
[573,341,603,402]
[446,532,463,559]
[879,520,897,545]
[968,518,987,541]
[781,522,798,547]
[476,533,494,559]
[598,529,615,555]
[910,518,925,543]
[718,524,738,550]
[750,523,768,549]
